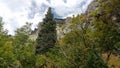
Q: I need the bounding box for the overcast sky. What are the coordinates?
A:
[0,0,92,35]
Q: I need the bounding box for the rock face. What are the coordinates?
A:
[56,17,71,40]
[29,28,38,41]
[86,0,99,14]
[29,17,71,41]
[30,0,102,41]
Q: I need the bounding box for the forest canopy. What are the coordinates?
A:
[0,0,120,68]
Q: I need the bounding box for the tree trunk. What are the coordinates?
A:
[106,51,112,65]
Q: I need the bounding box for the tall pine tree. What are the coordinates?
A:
[36,7,56,54]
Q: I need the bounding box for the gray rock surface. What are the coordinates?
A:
[86,0,99,13]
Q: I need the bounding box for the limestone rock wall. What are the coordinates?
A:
[29,17,71,41]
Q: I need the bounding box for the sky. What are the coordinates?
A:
[0,0,93,35]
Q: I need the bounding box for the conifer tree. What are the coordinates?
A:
[36,7,56,54]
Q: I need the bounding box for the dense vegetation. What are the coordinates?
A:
[0,0,120,68]
[36,7,57,54]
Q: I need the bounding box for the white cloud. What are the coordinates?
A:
[0,0,93,35]
[0,0,32,35]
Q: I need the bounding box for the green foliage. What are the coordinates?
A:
[0,0,120,67]
[83,49,108,68]
[0,41,16,68]
[13,22,32,47]
[36,7,57,53]
[0,17,16,67]
[17,42,36,68]
[13,23,35,67]
[59,30,87,68]
[92,0,120,54]
[35,46,66,68]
